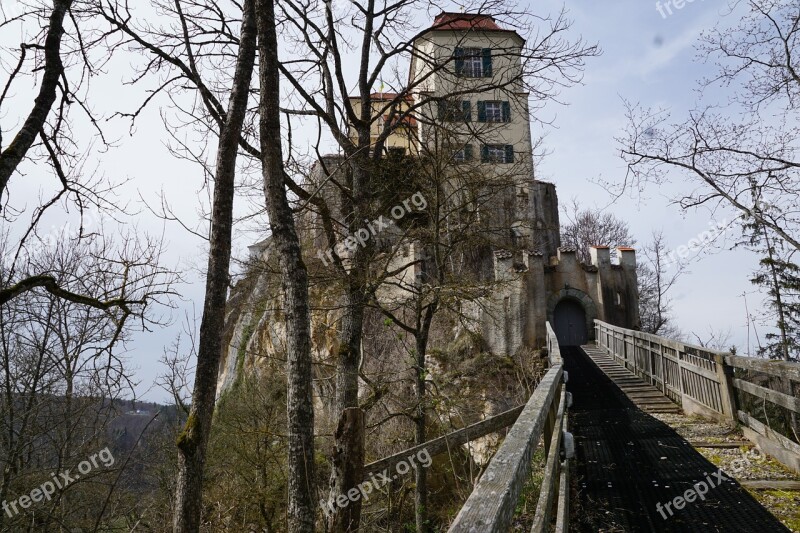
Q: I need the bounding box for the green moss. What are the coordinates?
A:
[513,447,547,526]
[176,411,197,448]
[233,300,269,389]
[237,322,255,370]
[752,489,800,531]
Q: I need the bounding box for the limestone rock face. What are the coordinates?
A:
[216,246,547,471]
[216,255,341,430]
[217,270,278,396]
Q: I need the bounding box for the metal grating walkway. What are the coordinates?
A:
[564,345,789,532]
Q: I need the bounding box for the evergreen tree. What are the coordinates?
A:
[743,194,800,362]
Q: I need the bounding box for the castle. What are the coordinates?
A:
[304,13,640,353]
[227,13,639,398]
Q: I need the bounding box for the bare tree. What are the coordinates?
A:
[0,0,72,204]
[560,201,636,262]
[367,135,525,530]
[170,1,258,531]
[559,206,684,336]
[88,1,318,529]
[637,231,684,337]
[1,0,148,316]
[0,228,174,531]
[620,0,800,253]
[692,327,734,351]
[256,0,316,529]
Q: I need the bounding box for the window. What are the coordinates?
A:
[486,102,503,122]
[486,145,507,162]
[463,50,483,77]
[454,48,493,78]
[387,147,406,158]
[438,100,471,122]
[453,144,474,162]
[485,101,502,122]
[477,101,511,123]
[481,144,515,164]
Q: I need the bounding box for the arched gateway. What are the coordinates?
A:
[553,299,587,346]
[548,288,597,346]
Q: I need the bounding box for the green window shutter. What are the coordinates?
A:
[477,101,487,122]
[464,144,474,160]
[462,100,471,121]
[505,145,515,163]
[502,101,511,122]
[454,48,465,76]
[481,144,489,163]
[482,48,493,77]
[437,101,446,121]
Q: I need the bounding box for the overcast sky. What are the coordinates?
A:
[2,0,771,403]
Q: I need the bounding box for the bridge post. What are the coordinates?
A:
[625,332,633,372]
[542,381,561,456]
[714,353,738,423]
[621,331,627,369]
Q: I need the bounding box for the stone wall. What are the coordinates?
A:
[481,245,640,356]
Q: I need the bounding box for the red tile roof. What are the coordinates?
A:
[431,12,511,32]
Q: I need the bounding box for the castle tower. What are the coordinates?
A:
[408,13,537,250]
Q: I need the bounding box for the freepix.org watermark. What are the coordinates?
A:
[25,211,100,259]
[655,0,704,19]
[2,447,115,518]
[320,447,432,516]
[656,468,729,520]
[316,192,428,267]
[656,447,765,520]
[729,446,766,474]
[663,219,730,269]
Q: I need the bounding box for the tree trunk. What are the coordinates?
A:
[326,408,365,532]
[0,0,72,205]
[414,303,436,533]
[173,2,257,531]
[256,0,316,530]
[414,334,428,533]
[336,287,364,411]
[328,159,370,532]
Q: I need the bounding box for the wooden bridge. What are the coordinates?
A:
[372,320,800,531]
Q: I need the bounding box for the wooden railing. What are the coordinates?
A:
[448,322,571,532]
[594,320,736,421]
[595,319,800,473]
